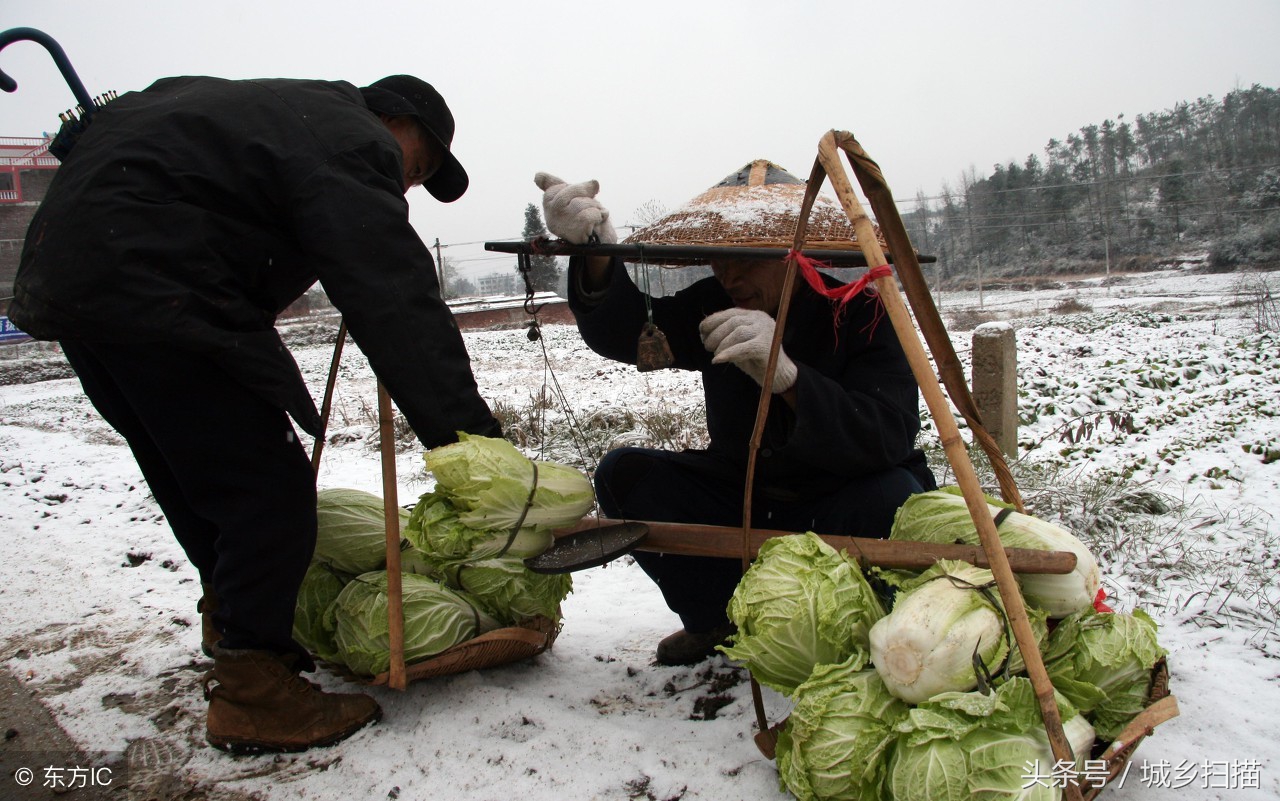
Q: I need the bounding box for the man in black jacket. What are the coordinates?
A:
[11,75,501,752]
[537,173,935,666]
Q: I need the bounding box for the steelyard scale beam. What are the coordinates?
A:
[484,238,936,265]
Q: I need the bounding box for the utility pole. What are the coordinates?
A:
[1104,231,1112,292]
[977,253,984,309]
[433,237,447,297]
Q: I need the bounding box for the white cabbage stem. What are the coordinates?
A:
[870,562,1008,703]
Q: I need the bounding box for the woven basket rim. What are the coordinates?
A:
[329,614,560,686]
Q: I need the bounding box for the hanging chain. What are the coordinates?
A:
[637,244,656,325]
[513,240,602,476]
[517,251,544,341]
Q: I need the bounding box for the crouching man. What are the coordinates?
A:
[536,169,935,666]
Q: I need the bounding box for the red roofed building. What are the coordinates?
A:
[1,135,59,315]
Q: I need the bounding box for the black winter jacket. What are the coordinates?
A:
[569,257,930,500]
[12,76,497,446]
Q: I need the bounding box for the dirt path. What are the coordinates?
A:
[0,664,117,800]
[1,663,266,801]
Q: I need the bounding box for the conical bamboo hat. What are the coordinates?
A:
[622,159,887,265]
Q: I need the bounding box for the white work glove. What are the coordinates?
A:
[534,172,618,245]
[699,308,798,393]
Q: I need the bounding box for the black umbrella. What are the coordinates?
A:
[0,26,114,160]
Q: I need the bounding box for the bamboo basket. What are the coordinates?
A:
[728,130,1178,800]
[329,613,560,688]
[310,334,560,690]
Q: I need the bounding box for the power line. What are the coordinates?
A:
[431,160,1279,252]
[919,204,1280,236]
[907,161,1280,206]
[437,235,522,248]
[911,199,1280,230]
[450,254,520,264]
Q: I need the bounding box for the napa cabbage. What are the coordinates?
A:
[292,561,349,663]
[776,656,911,801]
[404,491,554,563]
[330,570,501,676]
[888,677,1096,801]
[871,560,1024,703]
[439,555,572,626]
[720,533,885,697]
[890,487,1100,618]
[1043,608,1166,740]
[423,433,594,533]
[314,487,410,575]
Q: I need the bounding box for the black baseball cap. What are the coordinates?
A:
[360,75,468,202]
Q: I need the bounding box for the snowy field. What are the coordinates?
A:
[0,265,1277,800]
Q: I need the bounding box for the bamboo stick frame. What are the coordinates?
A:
[742,130,1083,799]
[312,325,567,691]
[307,320,410,689]
[377,382,408,690]
[307,322,407,687]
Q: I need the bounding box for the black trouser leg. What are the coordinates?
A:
[595,448,748,632]
[61,341,315,656]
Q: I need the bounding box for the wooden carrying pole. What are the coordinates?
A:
[377,382,407,690]
[556,517,1076,574]
[813,130,1082,800]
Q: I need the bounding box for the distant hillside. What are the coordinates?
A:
[901,84,1280,286]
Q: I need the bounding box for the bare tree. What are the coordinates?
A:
[439,256,477,299]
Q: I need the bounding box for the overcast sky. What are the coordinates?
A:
[4,1,1279,281]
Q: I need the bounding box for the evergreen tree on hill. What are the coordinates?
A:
[903,85,1280,280]
[522,204,561,292]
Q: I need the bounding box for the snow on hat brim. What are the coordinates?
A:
[623,159,889,266]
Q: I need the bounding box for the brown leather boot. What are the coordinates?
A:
[197,584,220,658]
[655,623,737,666]
[204,646,381,753]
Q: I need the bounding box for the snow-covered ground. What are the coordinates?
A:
[0,266,1276,800]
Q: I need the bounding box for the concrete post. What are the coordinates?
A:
[972,322,1018,458]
